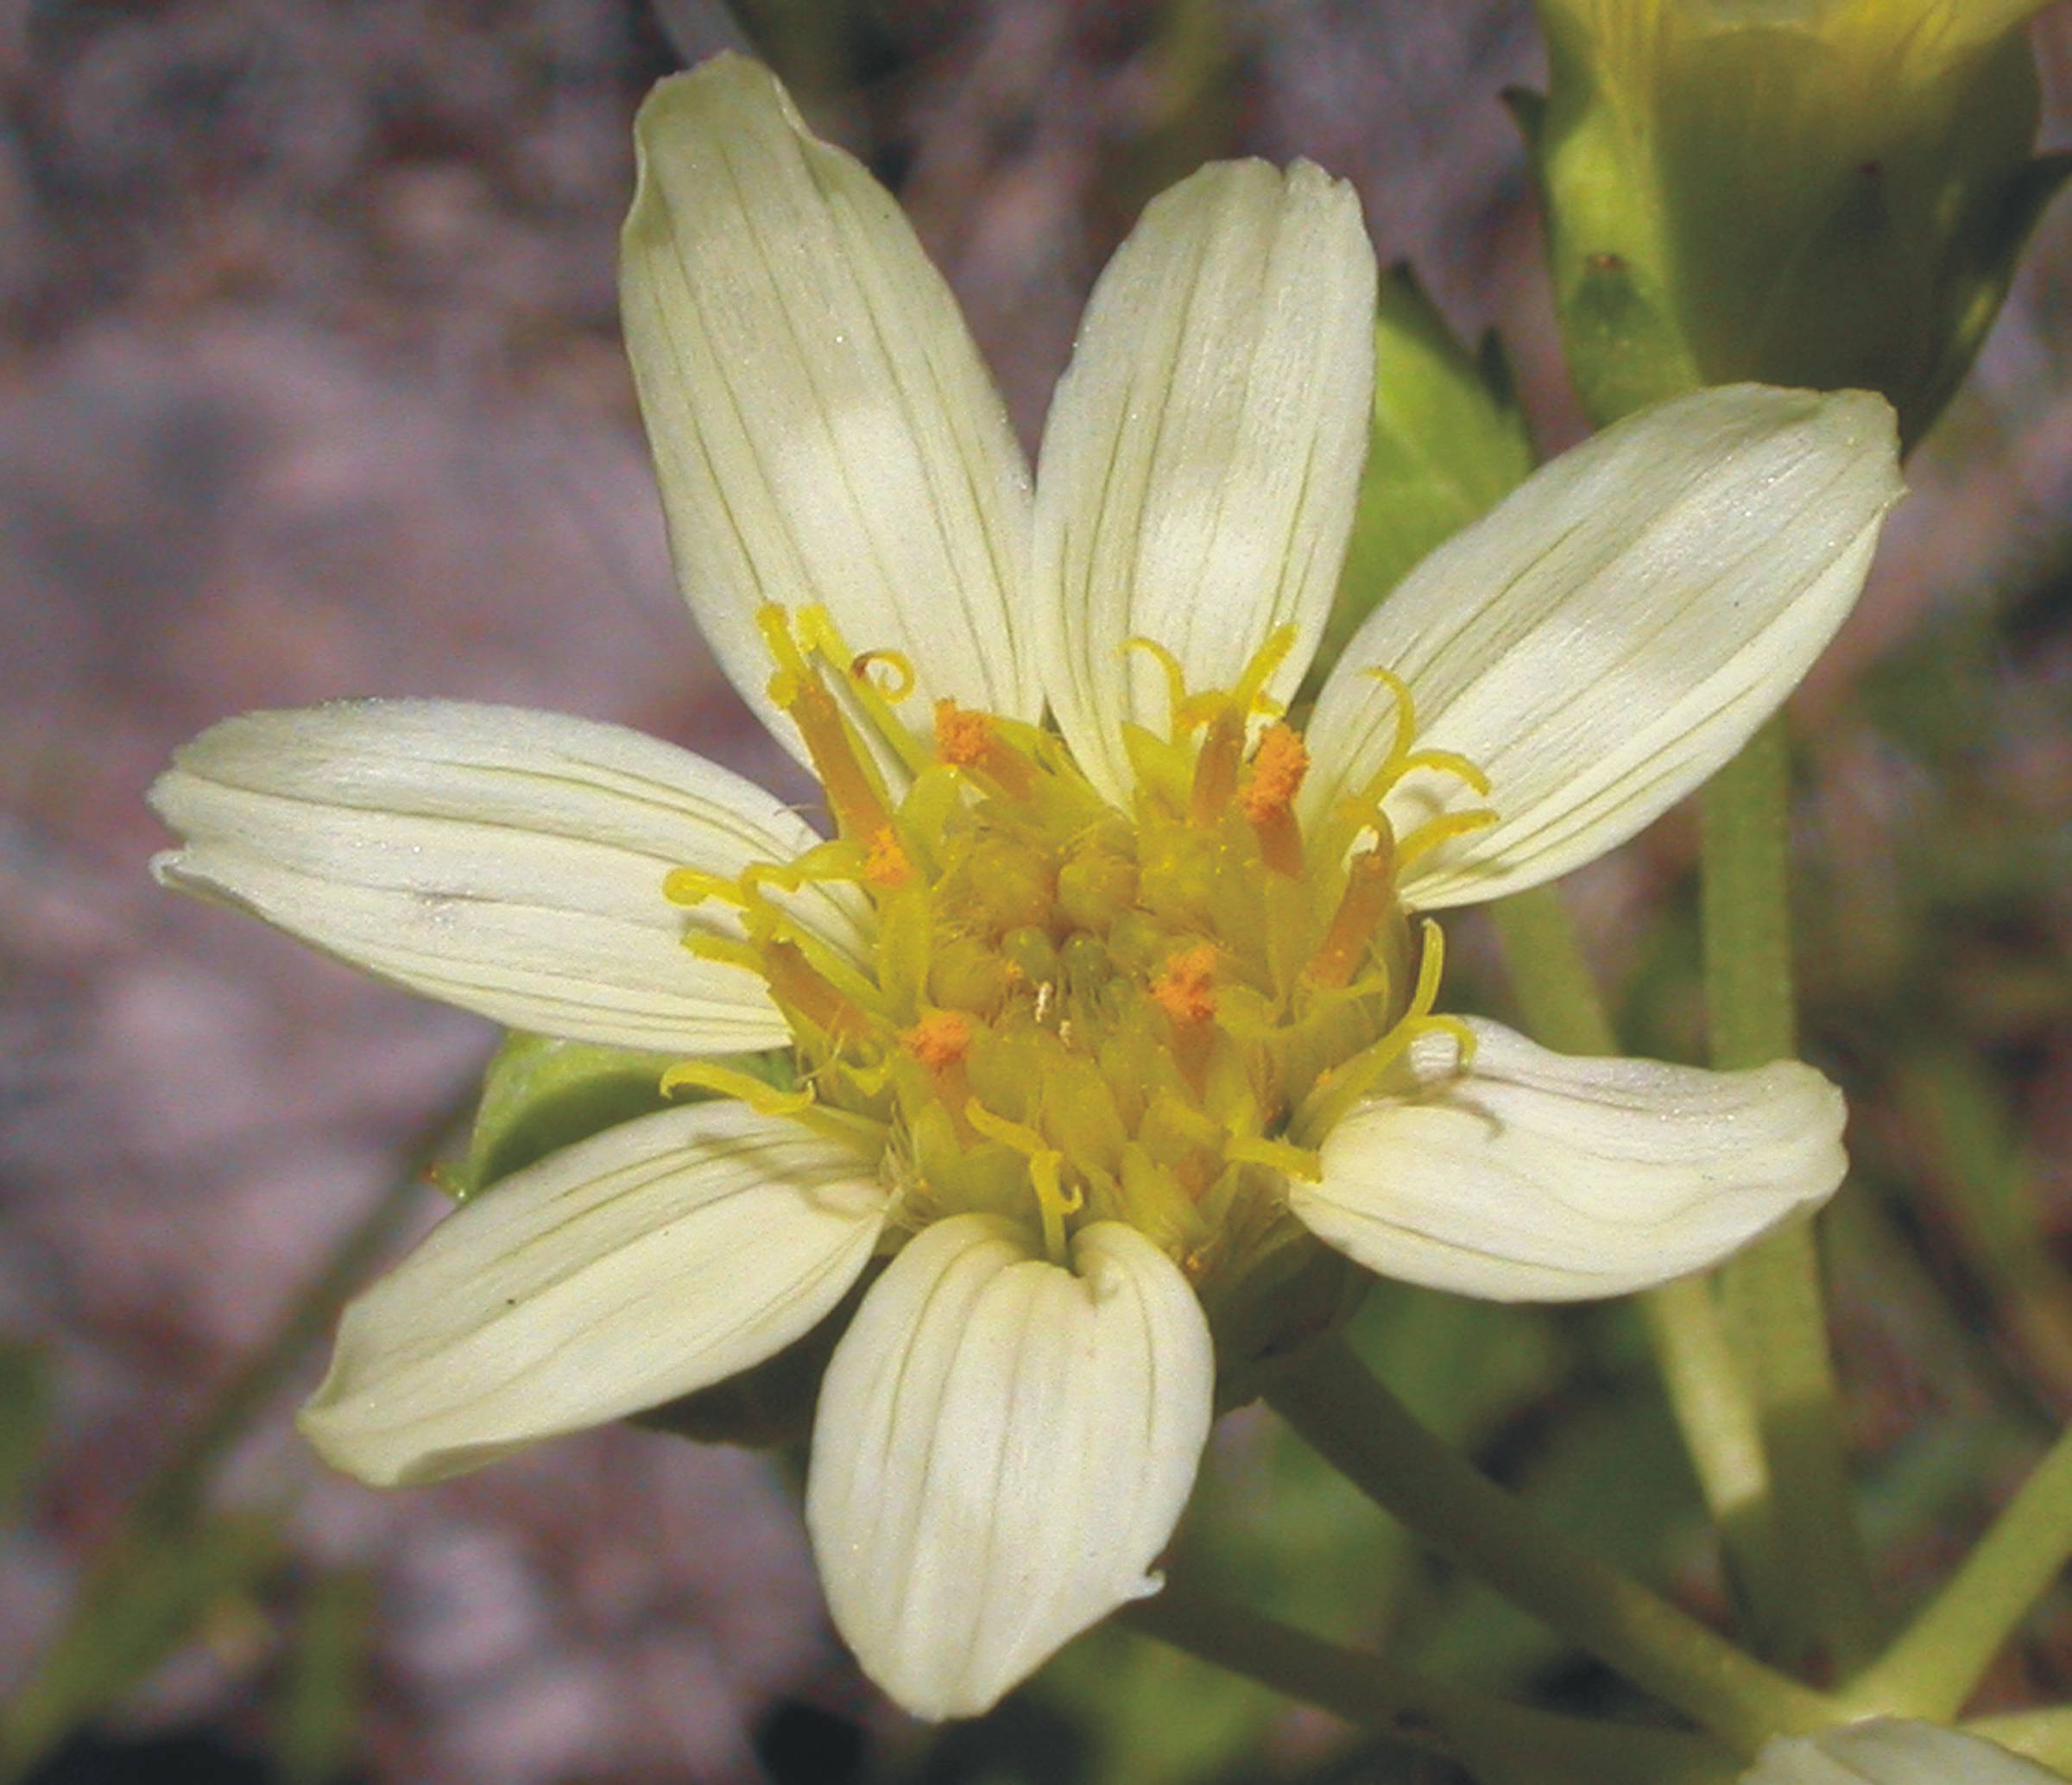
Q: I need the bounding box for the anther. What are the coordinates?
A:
[864,826,913,889]
[1241,724,1309,821]
[1306,836,1397,989]
[1241,722,1309,876]
[756,607,908,874]
[763,939,869,1045]
[1152,943,1220,1025]
[933,698,1036,798]
[901,1010,973,1072]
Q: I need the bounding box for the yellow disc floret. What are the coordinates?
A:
[664,606,1494,1339]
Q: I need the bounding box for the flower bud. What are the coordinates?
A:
[1526,1,2070,442]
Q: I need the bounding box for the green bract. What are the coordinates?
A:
[1308,266,1535,691]
[1527,0,2070,439]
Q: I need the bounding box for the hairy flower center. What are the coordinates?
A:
[666,607,1491,1296]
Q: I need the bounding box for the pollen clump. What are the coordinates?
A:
[1151,944,1220,1025]
[666,606,1494,1321]
[864,826,913,889]
[933,698,993,767]
[1240,722,1308,822]
[902,1009,972,1071]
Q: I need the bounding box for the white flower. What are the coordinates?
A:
[148,54,1901,1721]
[1742,1719,2066,1783]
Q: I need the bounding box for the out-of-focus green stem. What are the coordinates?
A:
[1267,1331,1836,1754]
[1488,885,1617,1056]
[1848,1423,2072,1719]
[1704,717,1876,1671]
[1492,886,1781,1629]
[1701,722,1797,1070]
[0,1100,466,1784]
[1124,1580,1741,1785]
[134,1105,465,1531]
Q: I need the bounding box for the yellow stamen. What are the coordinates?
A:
[1241,722,1309,877]
[1306,837,1397,990]
[1292,921,1461,1142]
[965,1101,1081,1265]
[799,606,930,777]
[1224,1132,1323,1182]
[850,647,915,700]
[933,698,1036,798]
[1396,747,1492,797]
[660,1060,816,1118]
[663,866,744,908]
[1398,807,1499,870]
[1231,623,1298,715]
[1189,705,1248,827]
[757,605,905,855]
[764,939,868,1044]
[1125,635,1191,736]
[1362,665,1418,766]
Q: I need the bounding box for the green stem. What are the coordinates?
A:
[133,1105,466,1532]
[1641,1280,1783,1614]
[1266,1331,1835,1754]
[0,1101,467,1782]
[1704,717,1876,1669]
[1492,886,1782,1624]
[1962,1709,2072,1776]
[1124,1580,1740,1785]
[1848,1423,2072,1719]
[1701,720,1797,1070]
[1488,884,1616,1056]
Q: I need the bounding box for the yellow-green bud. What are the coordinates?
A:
[1526,0,2070,442]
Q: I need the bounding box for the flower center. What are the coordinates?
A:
[664,607,1492,1306]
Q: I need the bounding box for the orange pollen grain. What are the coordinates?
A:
[864,827,913,888]
[902,1009,973,1070]
[1240,723,1310,823]
[1151,943,1221,1025]
[933,698,995,767]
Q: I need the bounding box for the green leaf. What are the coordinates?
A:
[274,1569,376,1785]
[1308,264,1536,691]
[0,1339,51,1520]
[0,1515,284,1778]
[451,1031,793,1200]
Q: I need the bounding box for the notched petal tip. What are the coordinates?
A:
[807,1216,1214,1719]
[622,51,1036,754]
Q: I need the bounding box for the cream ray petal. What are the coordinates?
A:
[299,1100,888,1486]
[1033,157,1376,805]
[149,700,866,1054]
[806,1214,1214,1719]
[1741,1719,2065,1785]
[621,54,1035,766]
[1303,385,1901,907]
[1291,1019,1846,1301]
